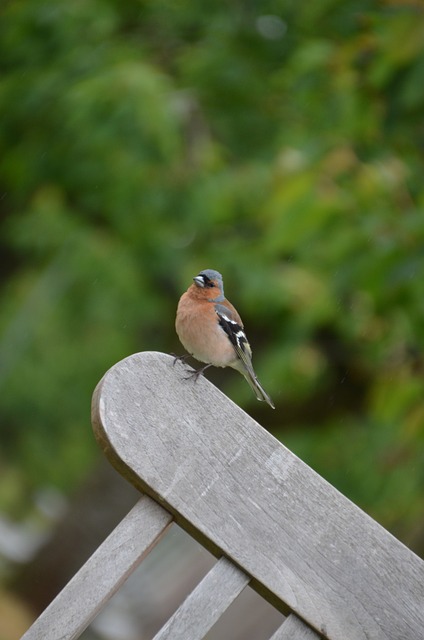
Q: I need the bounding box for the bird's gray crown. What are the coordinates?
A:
[194,269,224,295]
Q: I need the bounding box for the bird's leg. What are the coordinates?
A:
[171,353,191,367]
[184,363,213,381]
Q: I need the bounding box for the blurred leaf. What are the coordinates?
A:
[0,0,424,556]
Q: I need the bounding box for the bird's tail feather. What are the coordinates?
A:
[242,370,275,409]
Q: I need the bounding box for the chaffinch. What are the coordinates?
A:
[175,269,275,408]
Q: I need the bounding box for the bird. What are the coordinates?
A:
[175,269,275,408]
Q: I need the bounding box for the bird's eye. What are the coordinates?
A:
[201,275,215,288]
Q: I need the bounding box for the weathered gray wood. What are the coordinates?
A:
[92,352,424,640]
[152,556,249,640]
[22,495,173,640]
[270,614,321,640]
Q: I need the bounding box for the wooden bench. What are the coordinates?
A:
[22,352,424,640]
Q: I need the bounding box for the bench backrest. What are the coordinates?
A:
[22,352,424,640]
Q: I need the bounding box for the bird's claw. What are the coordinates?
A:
[171,353,212,382]
[183,368,203,382]
[183,363,212,382]
[171,353,190,367]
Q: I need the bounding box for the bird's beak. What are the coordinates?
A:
[193,276,205,287]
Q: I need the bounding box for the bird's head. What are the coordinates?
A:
[192,269,224,300]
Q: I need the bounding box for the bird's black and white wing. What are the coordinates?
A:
[214,303,256,376]
[214,302,275,409]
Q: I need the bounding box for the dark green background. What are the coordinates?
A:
[1,0,423,605]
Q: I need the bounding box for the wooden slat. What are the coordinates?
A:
[22,495,173,640]
[152,556,249,640]
[92,352,424,640]
[270,614,321,640]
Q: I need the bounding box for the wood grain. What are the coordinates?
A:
[152,556,249,640]
[92,352,424,640]
[21,496,172,640]
[270,614,321,640]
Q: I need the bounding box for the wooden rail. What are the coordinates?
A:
[22,352,424,640]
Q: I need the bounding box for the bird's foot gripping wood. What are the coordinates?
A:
[171,352,210,381]
[183,363,213,381]
[171,353,191,366]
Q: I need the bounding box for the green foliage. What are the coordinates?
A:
[0,0,424,550]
